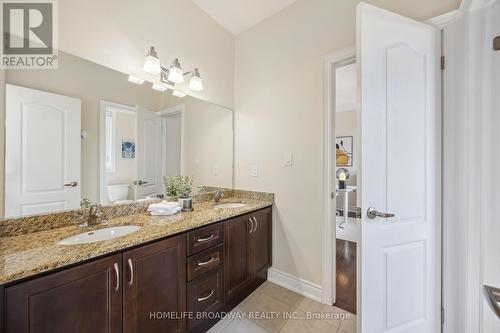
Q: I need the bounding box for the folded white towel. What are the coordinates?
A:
[150,207,182,216]
[148,200,181,211]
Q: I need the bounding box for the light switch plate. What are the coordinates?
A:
[213,164,219,176]
[283,152,293,166]
[251,165,258,177]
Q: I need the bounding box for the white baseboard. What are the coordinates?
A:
[267,268,323,303]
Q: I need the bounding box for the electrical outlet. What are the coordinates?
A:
[283,152,293,166]
[251,165,258,177]
[213,164,219,176]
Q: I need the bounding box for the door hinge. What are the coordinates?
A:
[331,192,335,199]
[494,36,500,51]
[441,307,445,325]
[441,56,445,70]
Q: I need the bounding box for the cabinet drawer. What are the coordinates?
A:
[187,222,223,255]
[187,267,223,332]
[187,244,223,281]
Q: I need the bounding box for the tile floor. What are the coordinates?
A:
[207,281,356,333]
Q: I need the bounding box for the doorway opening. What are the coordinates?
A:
[99,101,137,204]
[322,46,358,316]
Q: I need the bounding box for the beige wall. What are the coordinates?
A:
[160,96,234,192]
[5,51,162,202]
[234,0,460,285]
[59,0,235,108]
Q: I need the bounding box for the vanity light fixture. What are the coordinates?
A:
[172,90,186,98]
[128,75,145,85]
[143,46,161,75]
[167,58,184,84]
[152,83,168,92]
[188,68,203,91]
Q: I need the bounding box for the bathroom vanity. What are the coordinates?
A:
[0,195,272,333]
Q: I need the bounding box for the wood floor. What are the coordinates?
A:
[335,239,357,314]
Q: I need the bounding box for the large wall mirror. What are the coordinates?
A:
[2,51,233,218]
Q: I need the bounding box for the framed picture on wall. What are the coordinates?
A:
[121,140,136,159]
[336,136,353,166]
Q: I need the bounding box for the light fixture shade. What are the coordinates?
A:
[143,47,161,75]
[188,68,203,91]
[172,90,186,98]
[152,83,168,92]
[167,58,184,84]
[128,75,145,84]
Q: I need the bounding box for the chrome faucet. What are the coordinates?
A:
[211,190,224,203]
[79,203,107,227]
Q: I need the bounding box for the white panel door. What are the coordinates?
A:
[5,84,81,217]
[482,1,500,331]
[357,3,441,333]
[136,106,162,199]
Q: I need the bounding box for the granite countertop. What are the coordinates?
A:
[0,196,272,285]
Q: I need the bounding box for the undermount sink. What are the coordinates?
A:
[213,202,247,209]
[58,225,142,246]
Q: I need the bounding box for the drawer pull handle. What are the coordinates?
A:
[197,234,214,242]
[198,290,215,302]
[127,258,134,287]
[197,257,215,266]
[113,263,120,292]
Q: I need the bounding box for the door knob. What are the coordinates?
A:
[367,207,395,219]
[484,285,500,319]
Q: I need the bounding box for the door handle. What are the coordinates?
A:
[113,263,120,292]
[367,207,396,219]
[127,258,134,287]
[253,217,258,232]
[133,180,148,186]
[197,290,214,302]
[249,218,255,234]
[64,181,78,187]
[484,285,500,319]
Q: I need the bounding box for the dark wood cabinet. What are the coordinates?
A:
[223,214,252,304]
[2,206,272,333]
[123,234,186,333]
[187,267,224,332]
[4,254,122,333]
[224,207,272,306]
[250,208,272,280]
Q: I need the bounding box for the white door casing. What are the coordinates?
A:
[357,3,441,333]
[136,106,162,199]
[5,84,81,217]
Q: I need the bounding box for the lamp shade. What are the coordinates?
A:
[188,68,203,91]
[143,47,161,75]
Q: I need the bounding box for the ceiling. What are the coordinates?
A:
[191,0,299,35]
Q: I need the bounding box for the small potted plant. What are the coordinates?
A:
[163,175,194,211]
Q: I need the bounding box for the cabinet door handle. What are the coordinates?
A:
[113,263,120,292]
[197,289,215,302]
[249,218,254,234]
[253,217,258,232]
[127,258,134,287]
[197,234,214,242]
[197,256,215,266]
